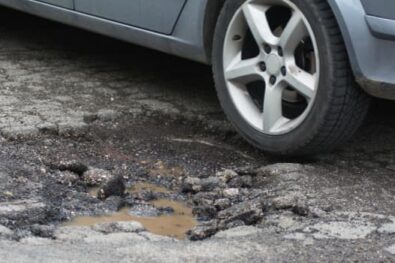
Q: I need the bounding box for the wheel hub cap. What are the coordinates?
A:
[266,54,282,76]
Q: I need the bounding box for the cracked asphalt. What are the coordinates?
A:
[0,6,393,263]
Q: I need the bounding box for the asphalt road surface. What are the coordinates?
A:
[0,6,393,263]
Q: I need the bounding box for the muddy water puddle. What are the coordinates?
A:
[68,183,196,239]
[128,182,170,194]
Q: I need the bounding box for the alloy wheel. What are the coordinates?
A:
[223,0,320,135]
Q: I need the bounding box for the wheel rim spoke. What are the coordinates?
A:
[263,84,284,132]
[225,54,262,83]
[279,11,308,52]
[223,0,320,135]
[242,3,278,46]
[284,69,316,100]
[228,82,266,131]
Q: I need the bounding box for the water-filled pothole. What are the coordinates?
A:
[66,183,197,239]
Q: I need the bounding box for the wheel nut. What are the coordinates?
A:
[281,66,286,76]
[259,62,266,72]
[270,76,277,85]
[278,47,283,57]
[264,44,272,54]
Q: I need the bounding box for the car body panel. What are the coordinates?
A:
[361,0,395,20]
[74,0,186,35]
[38,0,73,9]
[1,0,395,99]
[328,0,395,99]
[0,0,208,63]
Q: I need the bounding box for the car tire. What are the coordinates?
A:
[212,0,370,156]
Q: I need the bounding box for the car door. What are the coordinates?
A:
[38,0,74,9]
[74,0,186,35]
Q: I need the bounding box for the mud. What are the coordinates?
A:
[65,199,196,240]
[82,182,195,239]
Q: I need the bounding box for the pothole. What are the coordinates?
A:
[67,182,197,240]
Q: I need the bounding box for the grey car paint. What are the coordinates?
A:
[74,0,186,34]
[39,0,73,9]
[329,0,395,99]
[0,0,209,63]
[0,0,395,99]
[361,0,395,20]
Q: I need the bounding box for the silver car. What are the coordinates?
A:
[1,0,394,155]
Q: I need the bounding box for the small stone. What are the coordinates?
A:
[83,113,98,123]
[157,206,175,215]
[83,168,113,186]
[228,176,253,188]
[129,203,160,217]
[56,171,80,185]
[233,166,257,176]
[223,188,240,198]
[102,196,124,211]
[218,198,264,225]
[217,169,238,183]
[30,224,55,238]
[192,192,218,206]
[309,207,327,218]
[276,215,299,229]
[292,202,309,217]
[133,190,156,202]
[186,220,218,241]
[272,192,306,210]
[192,205,217,221]
[92,221,144,234]
[214,198,231,210]
[97,175,125,200]
[36,122,58,134]
[3,191,13,197]
[123,196,136,207]
[181,177,202,193]
[200,177,223,192]
[57,160,88,176]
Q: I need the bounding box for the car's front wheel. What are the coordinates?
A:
[212,0,370,156]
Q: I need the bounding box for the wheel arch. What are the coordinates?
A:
[203,0,226,63]
[326,0,362,79]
